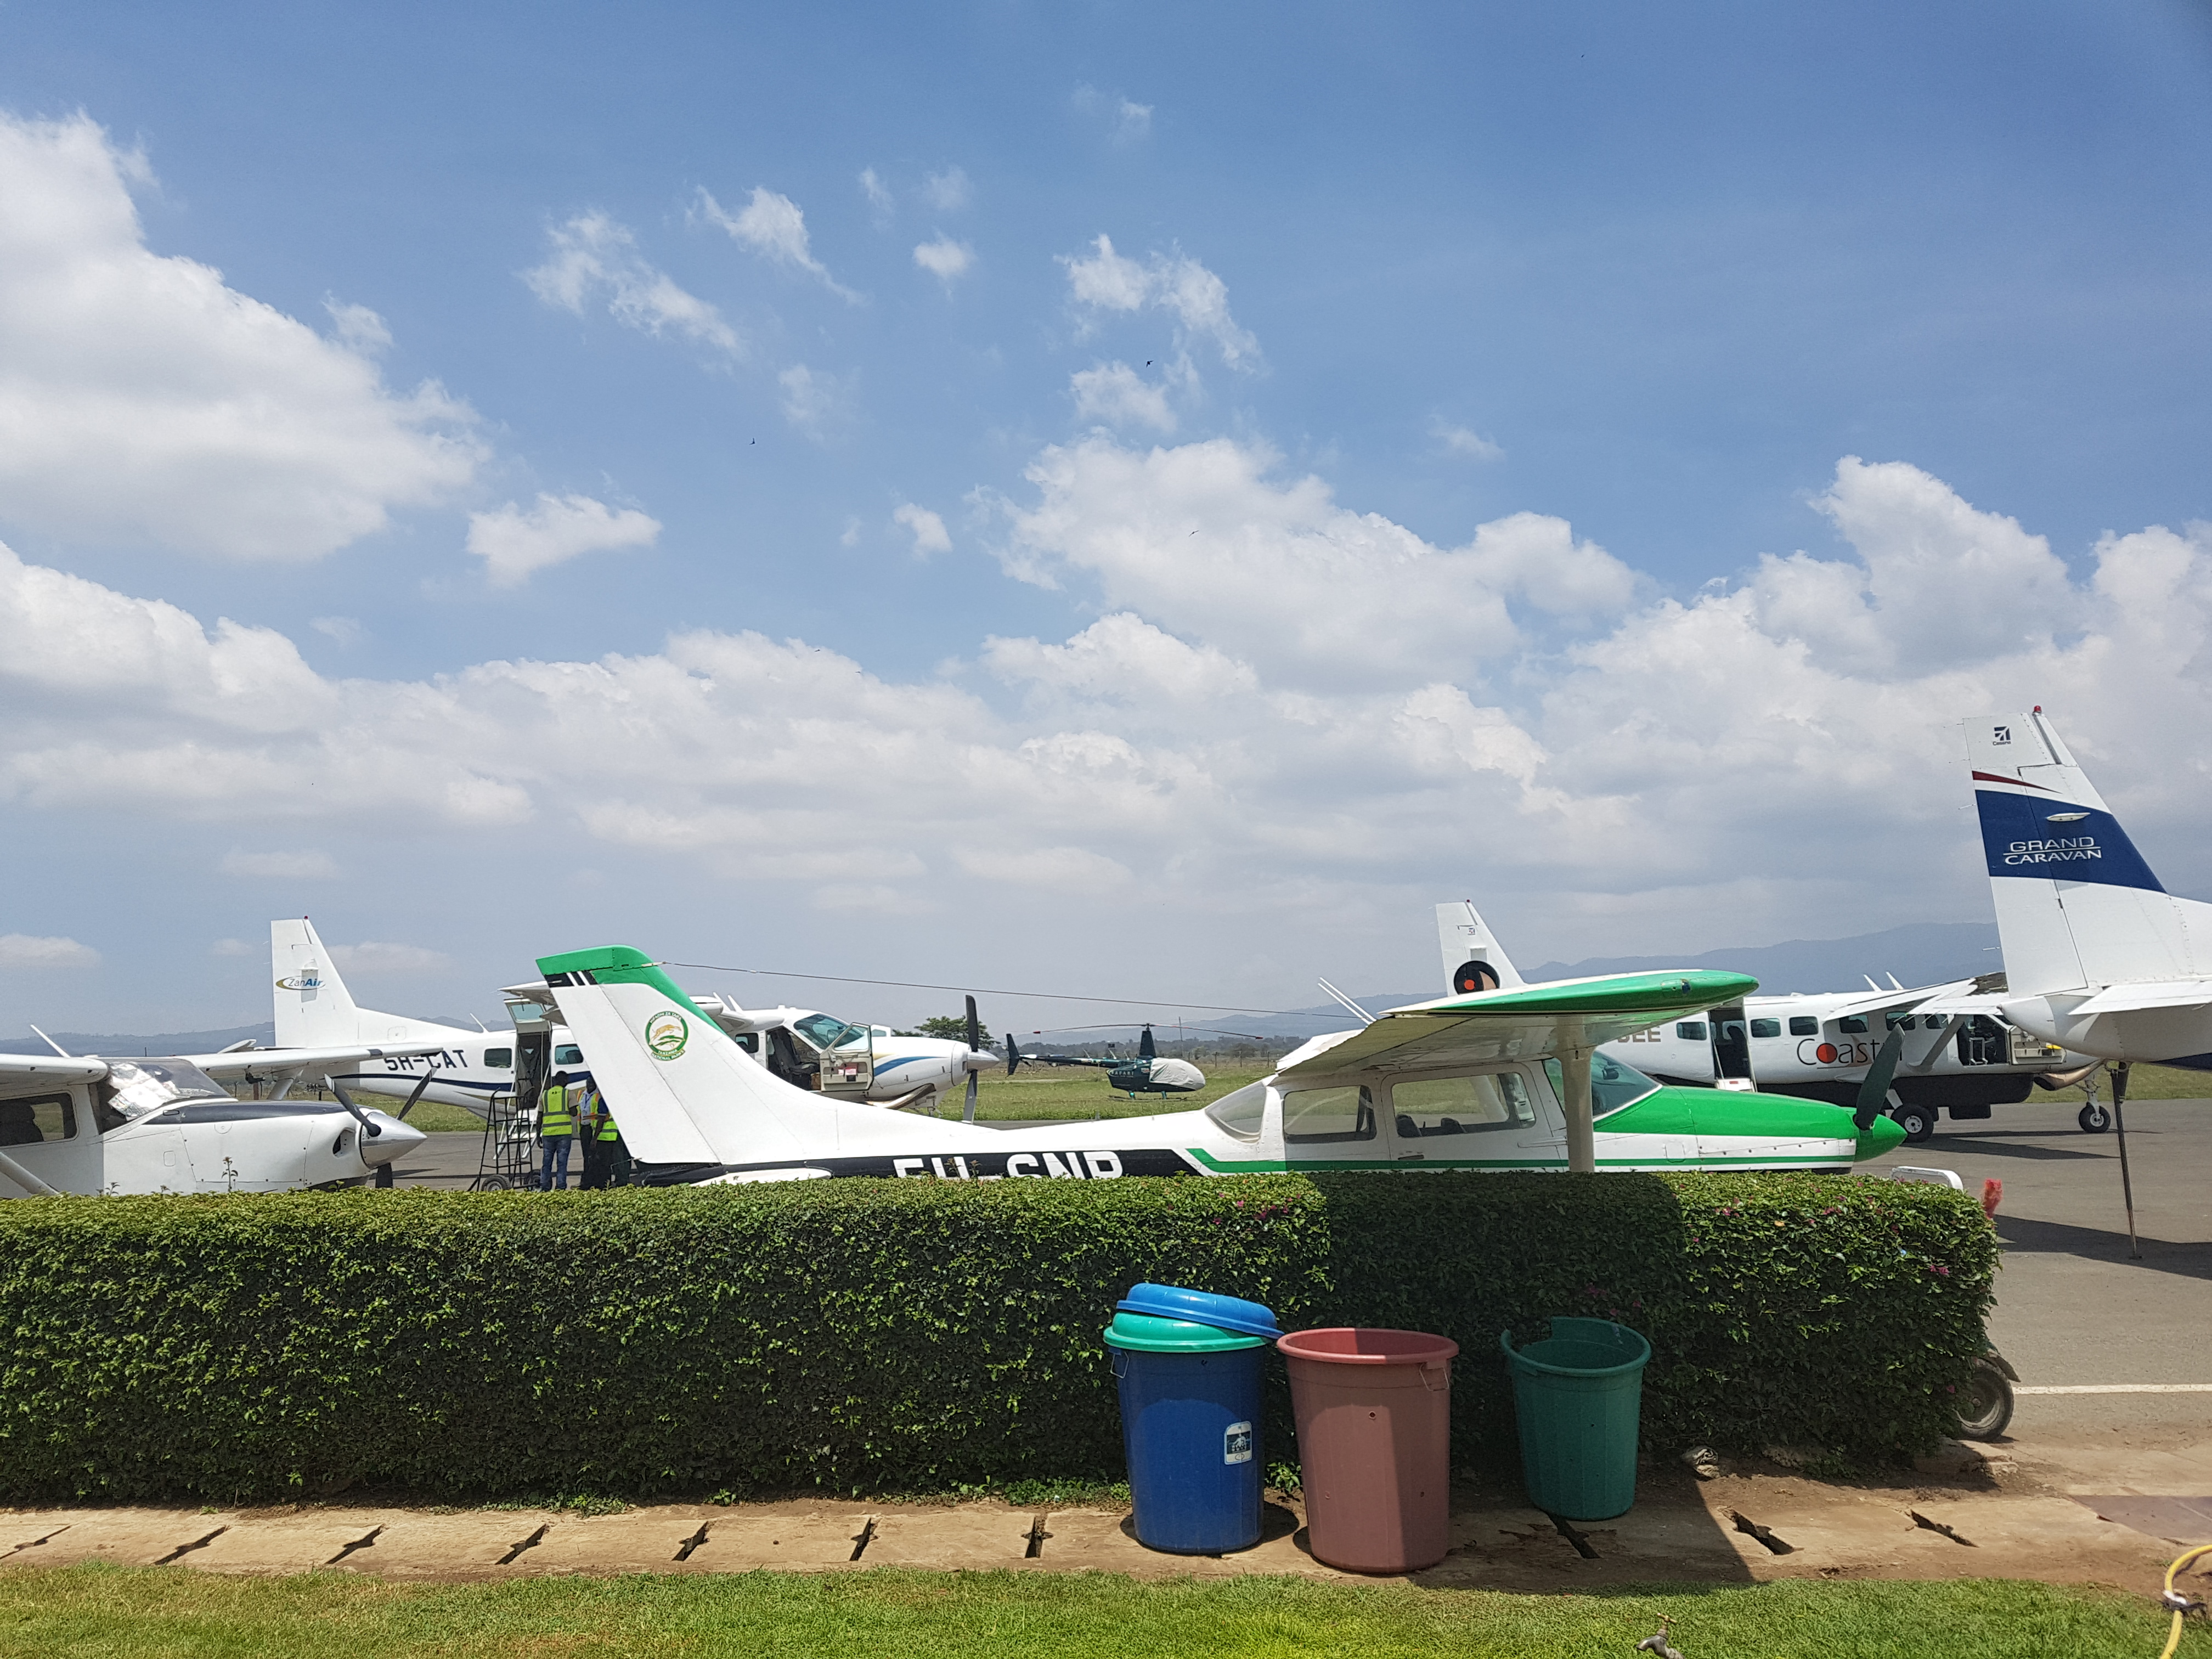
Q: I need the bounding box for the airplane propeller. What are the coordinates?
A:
[962,994,983,1125]
[1852,1030,1906,1132]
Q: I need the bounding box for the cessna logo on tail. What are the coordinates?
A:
[645,1011,690,1059]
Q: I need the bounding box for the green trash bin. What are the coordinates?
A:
[1500,1317,1651,1521]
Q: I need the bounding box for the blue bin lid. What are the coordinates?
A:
[1116,1282,1283,1340]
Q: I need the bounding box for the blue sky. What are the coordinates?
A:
[4,2,2212,1034]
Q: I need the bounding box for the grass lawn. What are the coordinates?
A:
[0,1565,2171,1658]
[952,1063,1277,1122]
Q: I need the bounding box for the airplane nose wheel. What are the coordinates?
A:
[2078,1102,2112,1133]
[1889,1103,1936,1144]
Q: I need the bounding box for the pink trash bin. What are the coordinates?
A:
[1278,1327,1459,1573]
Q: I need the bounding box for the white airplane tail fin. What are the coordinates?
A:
[537,945,1002,1171]
[271,918,366,1047]
[270,918,469,1048]
[1966,712,2212,995]
[1436,900,1526,995]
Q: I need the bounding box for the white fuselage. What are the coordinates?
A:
[0,1071,424,1199]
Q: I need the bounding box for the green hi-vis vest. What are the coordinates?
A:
[596,1103,620,1143]
[539,1085,575,1138]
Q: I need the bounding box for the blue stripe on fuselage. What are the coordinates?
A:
[1975,790,2164,892]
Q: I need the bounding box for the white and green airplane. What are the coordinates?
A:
[524,946,1906,1184]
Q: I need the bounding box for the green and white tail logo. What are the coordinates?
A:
[645,1011,690,1060]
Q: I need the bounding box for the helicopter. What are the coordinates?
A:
[1003,1024,1206,1097]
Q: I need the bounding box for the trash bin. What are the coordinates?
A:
[1500,1317,1652,1521]
[1106,1311,1271,1553]
[1277,1327,1458,1573]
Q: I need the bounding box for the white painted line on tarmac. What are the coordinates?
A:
[2016,1384,2212,1395]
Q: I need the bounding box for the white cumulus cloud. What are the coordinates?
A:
[328,941,450,974]
[913,236,974,284]
[1060,234,1260,370]
[1436,423,1504,462]
[893,503,952,555]
[858,167,894,217]
[777,364,850,438]
[1070,361,1178,433]
[1073,86,1153,144]
[0,934,99,969]
[922,167,972,211]
[695,186,857,301]
[524,212,743,357]
[466,493,662,586]
[0,112,479,562]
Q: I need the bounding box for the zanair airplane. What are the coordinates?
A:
[518,944,1905,1187]
[1966,709,2212,1071]
[0,1032,434,1200]
[274,918,995,1118]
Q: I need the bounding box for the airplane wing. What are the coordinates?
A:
[178,1042,453,1079]
[1278,970,1758,1080]
[2066,979,2212,1016]
[0,1054,110,1083]
[1809,979,1979,1022]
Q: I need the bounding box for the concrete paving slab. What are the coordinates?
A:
[857,1507,1039,1570]
[189,1511,414,1573]
[0,1510,239,1568]
[664,1513,872,1572]
[337,1511,561,1577]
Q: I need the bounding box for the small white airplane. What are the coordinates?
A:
[275,919,995,1117]
[1427,898,2093,1143]
[0,1035,433,1199]
[518,942,1905,1187]
[1965,709,2212,1071]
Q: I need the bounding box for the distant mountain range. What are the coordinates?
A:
[0,1017,477,1058]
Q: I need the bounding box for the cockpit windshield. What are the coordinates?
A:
[793,1013,865,1052]
[1543,1053,1662,1119]
[101,1058,230,1120]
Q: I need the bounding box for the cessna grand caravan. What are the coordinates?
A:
[517,944,1904,1186]
[274,919,992,1116]
[1966,710,2212,1069]
[0,1041,432,1199]
[1430,901,2094,1143]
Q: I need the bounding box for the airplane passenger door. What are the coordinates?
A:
[1280,1082,1383,1169]
[1709,1005,1754,1085]
[819,1031,875,1100]
[1956,1016,2007,1068]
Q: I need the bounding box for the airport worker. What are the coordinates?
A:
[538,1069,577,1190]
[601,1099,632,1189]
[578,1077,612,1190]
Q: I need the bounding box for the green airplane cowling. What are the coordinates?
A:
[1601,1084,1904,1160]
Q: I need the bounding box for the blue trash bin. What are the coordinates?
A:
[1106,1311,1271,1553]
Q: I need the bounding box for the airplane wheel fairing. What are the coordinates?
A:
[2078,1102,2112,1133]
[1891,1103,1936,1144]
[1956,1355,2016,1441]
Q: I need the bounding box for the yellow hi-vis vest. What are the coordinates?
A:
[596,1102,620,1143]
[539,1084,575,1138]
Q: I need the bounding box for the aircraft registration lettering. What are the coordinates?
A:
[884,1150,1141,1181]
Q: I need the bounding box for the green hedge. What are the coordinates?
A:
[0,1172,1994,1503]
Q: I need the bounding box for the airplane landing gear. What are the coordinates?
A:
[1890,1102,1937,1144]
[2079,1101,2112,1133]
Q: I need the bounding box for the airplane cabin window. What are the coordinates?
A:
[1204,1081,1267,1143]
[1886,1013,1915,1031]
[1391,1073,1532,1138]
[1748,1019,1781,1039]
[1923,1014,1950,1029]
[794,1014,862,1051]
[554,1045,584,1066]
[1282,1085,1375,1144]
[483,1047,514,1069]
[1788,1017,1819,1036]
[1543,1054,1662,1119]
[1675,1022,1707,1040]
[734,1032,761,1053]
[0,1093,76,1144]
[1837,1016,1869,1034]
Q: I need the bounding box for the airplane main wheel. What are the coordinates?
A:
[1891,1103,1936,1144]
[2078,1102,2112,1133]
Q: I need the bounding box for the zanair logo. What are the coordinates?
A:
[274,975,323,991]
[645,1011,690,1060]
[1992,725,2011,744]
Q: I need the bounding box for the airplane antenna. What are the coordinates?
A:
[1863,975,1882,992]
[473,1014,492,1032]
[1316,978,1375,1025]
[1887,973,1905,991]
[28,1024,71,1058]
